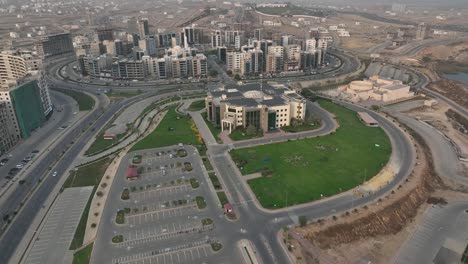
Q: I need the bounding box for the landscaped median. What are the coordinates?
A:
[52,88,95,111]
[230,99,391,209]
[64,157,112,250]
[130,104,204,151]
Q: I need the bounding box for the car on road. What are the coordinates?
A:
[32,150,40,154]
[16,164,24,169]
[52,171,58,177]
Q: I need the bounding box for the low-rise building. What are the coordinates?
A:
[339,76,414,103]
[205,82,306,133]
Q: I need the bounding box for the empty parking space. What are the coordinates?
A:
[24,187,93,264]
[126,204,198,225]
[112,242,213,264]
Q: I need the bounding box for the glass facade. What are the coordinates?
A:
[10,80,46,138]
[245,110,260,129]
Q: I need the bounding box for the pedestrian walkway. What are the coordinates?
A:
[190,111,218,146]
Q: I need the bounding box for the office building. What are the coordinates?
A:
[205,82,306,133]
[35,32,74,59]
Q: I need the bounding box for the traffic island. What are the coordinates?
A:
[111,235,123,243]
[211,242,223,252]
[195,196,207,209]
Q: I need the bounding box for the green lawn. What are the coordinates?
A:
[201,112,223,143]
[85,133,125,156]
[64,158,111,250]
[52,88,95,111]
[130,105,200,151]
[229,127,263,141]
[72,242,93,264]
[188,100,206,111]
[216,191,229,207]
[230,99,391,208]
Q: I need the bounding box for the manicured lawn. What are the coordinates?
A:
[229,127,263,141]
[209,173,222,190]
[188,100,206,111]
[85,133,125,156]
[201,112,223,143]
[64,158,111,250]
[216,191,229,207]
[230,99,391,208]
[52,88,95,111]
[63,158,111,188]
[72,242,93,264]
[130,105,200,151]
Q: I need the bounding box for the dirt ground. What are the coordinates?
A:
[426,79,468,109]
[404,102,468,159]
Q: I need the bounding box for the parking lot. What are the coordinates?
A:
[23,187,93,264]
[93,145,225,264]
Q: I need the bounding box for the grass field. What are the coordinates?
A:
[229,127,263,141]
[64,158,111,249]
[188,100,205,111]
[85,133,125,156]
[52,88,95,111]
[72,242,93,264]
[230,99,391,208]
[216,191,229,207]
[130,105,200,151]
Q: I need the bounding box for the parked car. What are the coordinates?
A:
[52,171,58,177]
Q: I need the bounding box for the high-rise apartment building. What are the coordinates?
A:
[138,19,150,38]
[211,30,223,48]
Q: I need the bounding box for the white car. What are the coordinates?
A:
[52,171,58,177]
[16,164,24,169]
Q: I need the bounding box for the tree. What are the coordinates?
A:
[299,215,307,227]
[226,70,233,76]
[234,74,241,81]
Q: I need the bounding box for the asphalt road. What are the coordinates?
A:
[0,91,80,217]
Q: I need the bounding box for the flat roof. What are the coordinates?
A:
[358,112,378,125]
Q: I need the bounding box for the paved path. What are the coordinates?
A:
[22,187,93,264]
[190,111,218,146]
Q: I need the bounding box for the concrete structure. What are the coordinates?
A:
[205,82,306,133]
[339,76,414,103]
[357,112,379,127]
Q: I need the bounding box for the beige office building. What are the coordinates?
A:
[205,83,306,133]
